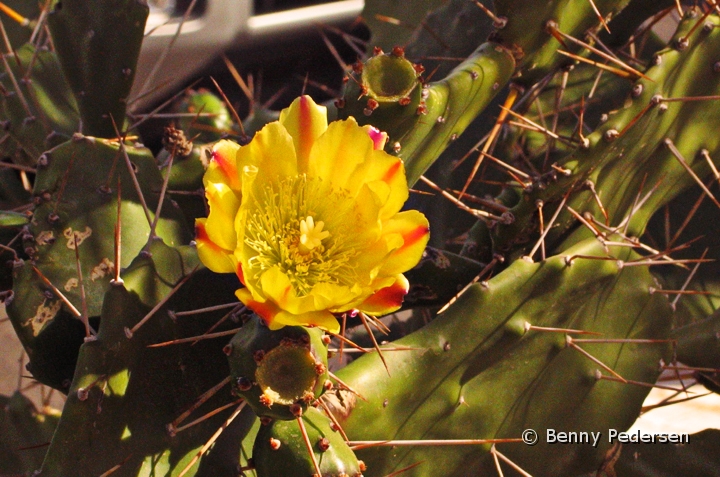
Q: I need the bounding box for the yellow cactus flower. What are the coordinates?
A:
[195,95,429,333]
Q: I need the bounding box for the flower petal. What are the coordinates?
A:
[236,122,298,188]
[361,154,409,220]
[379,210,430,276]
[203,181,240,251]
[279,95,328,172]
[235,287,340,332]
[204,140,241,191]
[308,117,376,193]
[357,274,409,315]
[195,219,236,273]
[274,309,340,333]
[365,125,388,150]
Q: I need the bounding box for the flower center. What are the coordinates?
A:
[243,175,359,296]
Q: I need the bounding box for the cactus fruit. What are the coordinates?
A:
[227,316,330,421]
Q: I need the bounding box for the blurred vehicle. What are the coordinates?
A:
[132,0,364,110]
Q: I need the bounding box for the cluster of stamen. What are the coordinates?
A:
[243,176,358,296]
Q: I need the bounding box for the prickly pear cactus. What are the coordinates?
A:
[3,1,720,476]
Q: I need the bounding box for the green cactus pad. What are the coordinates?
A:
[0,44,79,167]
[328,237,672,476]
[37,239,247,477]
[47,0,148,137]
[7,136,190,391]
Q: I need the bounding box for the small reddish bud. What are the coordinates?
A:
[398,96,411,106]
[413,63,425,75]
[317,437,331,451]
[391,46,405,57]
[269,438,281,450]
[334,98,346,109]
[315,362,327,375]
[290,403,303,417]
[253,349,265,364]
[222,344,232,356]
[352,61,364,74]
[373,46,383,56]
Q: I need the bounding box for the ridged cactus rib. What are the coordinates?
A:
[339,42,515,186]
[253,406,362,477]
[47,0,148,138]
[492,0,633,84]
[38,240,244,477]
[329,237,672,477]
[492,13,720,258]
[7,138,190,392]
